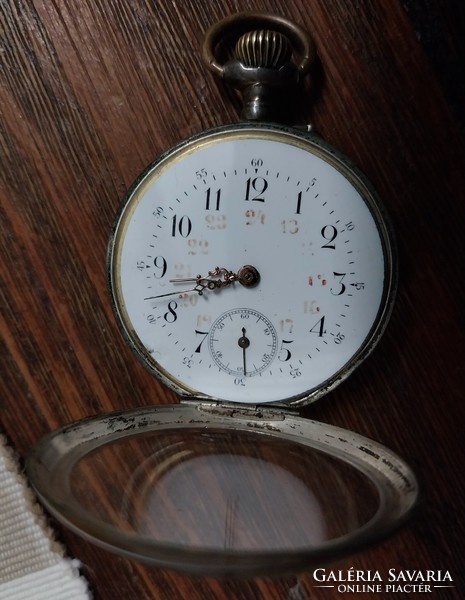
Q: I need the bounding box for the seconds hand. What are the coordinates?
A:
[238,327,250,376]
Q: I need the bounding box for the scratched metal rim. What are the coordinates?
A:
[26,404,419,578]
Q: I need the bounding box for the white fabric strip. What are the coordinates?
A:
[0,434,91,599]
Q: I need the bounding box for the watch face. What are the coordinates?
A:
[109,125,395,405]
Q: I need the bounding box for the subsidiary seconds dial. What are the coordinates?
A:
[209,308,278,378]
[109,124,395,406]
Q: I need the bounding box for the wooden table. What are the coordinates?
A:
[1,1,464,598]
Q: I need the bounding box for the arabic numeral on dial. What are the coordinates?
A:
[279,319,294,334]
[331,272,346,295]
[164,301,178,323]
[278,340,293,362]
[234,377,246,386]
[153,256,167,278]
[290,368,301,378]
[345,220,355,231]
[304,300,320,314]
[245,208,265,225]
[334,332,345,345]
[205,187,221,211]
[245,177,268,202]
[310,316,326,337]
[297,180,316,213]
[194,330,209,353]
[147,314,157,324]
[321,225,338,249]
[171,215,192,237]
[205,214,226,230]
[250,158,263,167]
[196,168,207,180]
[281,219,299,234]
[187,239,209,255]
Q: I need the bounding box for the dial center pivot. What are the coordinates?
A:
[238,328,250,349]
[237,265,260,287]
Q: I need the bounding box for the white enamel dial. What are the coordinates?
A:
[109,125,394,405]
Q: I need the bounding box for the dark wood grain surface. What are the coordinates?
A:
[1,1,464,598]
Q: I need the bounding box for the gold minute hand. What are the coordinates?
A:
[144,265,260,300]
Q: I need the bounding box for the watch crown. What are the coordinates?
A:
[235,30,292,69]
[202,14,315,122]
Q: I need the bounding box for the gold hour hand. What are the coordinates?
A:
[144,265,259,300]
[170,266,237,292]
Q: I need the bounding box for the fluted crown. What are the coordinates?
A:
[235,30,292,69]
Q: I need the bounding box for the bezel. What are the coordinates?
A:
[26,403,418,578]
[107,122,397,407]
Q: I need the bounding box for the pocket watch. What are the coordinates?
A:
[27,13,418,578]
